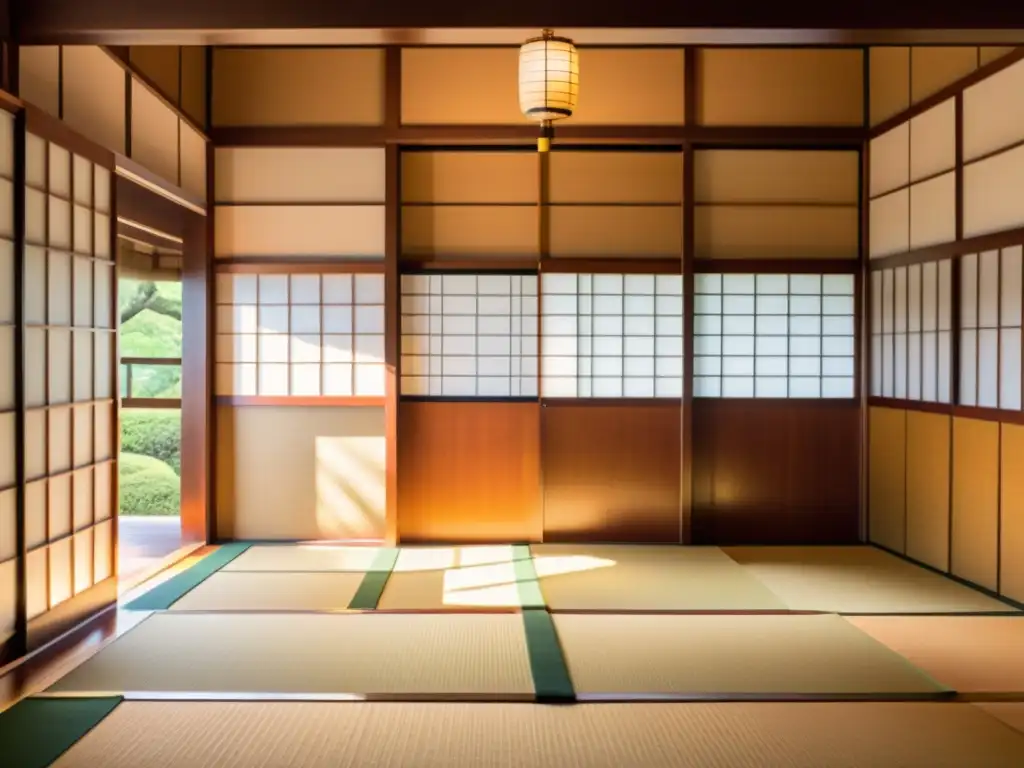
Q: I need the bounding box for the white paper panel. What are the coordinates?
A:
[94,519,112,582]
[939,260,953,331]
[909,173,956,249]
[25,481,45,549]
[964,144,1024,238]
[961,253,978,329]
[869,189,910,258]
[48,329,72,404]
[869,122,910,197]
[24,411,45,481]
[939,330,952,403]
[0,327,12,411]
[24,246,46,325]
[908,333,922,400]
[922,331,938,402]
[48,250,71,326]
[910,100,956,181]
[48,473,71,539]
[24,328,45,408]
[908,265,922,332]
[74,528,93,594]
[539,272,681,399]
[922,262,938,332]
[963,58,1024,162]
[94,462,112,522]
[1001,328,1022,410]
[870,335,882,396]
[73,154,92,206]
[871,270,882,334]
[894,333,907,398]
[26,548,46,620]
[882,333,894,397]
[0,559,14,643]
[882,269,894,334]
[978,250,1000,328]
[1002,245,1024,327]
[978,328,999,408]
[960,329,977,405]
[26,133,46,189]
[894,268,907,333]
[49,536,72,608]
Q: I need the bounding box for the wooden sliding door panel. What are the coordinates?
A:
[951,417,999,592]
[868,406,907,554]
[397,401,541,543]
[541,403,681,543]
[692,400,859,545]
[905,411,951,571]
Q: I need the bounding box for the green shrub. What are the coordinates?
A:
[121,410,181,474]
[119,452,180,516]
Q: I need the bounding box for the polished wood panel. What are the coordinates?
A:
[541,403,681,543]
[396,401,541,543]
[691,399,859,545]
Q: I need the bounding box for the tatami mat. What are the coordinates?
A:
[221,545,388,573]
[529,544,787,611]
[553,613,948,698]
[847,616,1024,693]
[47,613,534,698]
[725,546,1016,614]
[379,565,524,610]
[167,571,366,612]
[975,704,1024,736]
[391,545,523,573]
[53,701,1024,768]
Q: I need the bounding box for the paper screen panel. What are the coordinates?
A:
[869,47,910,126]
[964,58,1024,163]
[570,48,685,125]
[698,48,863,126]
[401,48,525,125]
[131,79,180,185]
[18,46,61,117]
[693,272,855,399]
[215,205,385,258]
[910,99,956,182]
[963,144,1024,238]
[212,48,384,126]
[696,150,858,205]
[909,173,956,249]
[61,46,127,153]
[401,205,539,258]
[540,273,683,399]
[549,206,682,258]
[179,121,208,200]
[216,147,385,204]
[869,189,910,259]
[400,273,539,398]
[696,205,858,260]
[910,47,977,104]
[401,151,537,204]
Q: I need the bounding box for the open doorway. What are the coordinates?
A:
[117,240,184,585]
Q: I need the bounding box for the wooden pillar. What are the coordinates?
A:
[383,47,401,545]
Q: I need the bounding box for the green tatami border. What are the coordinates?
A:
[0,696,122,768]
[347,548,400,609]
[513,545,574,701]
[124,542,251,611]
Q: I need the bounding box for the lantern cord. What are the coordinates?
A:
[538,119,553,153]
